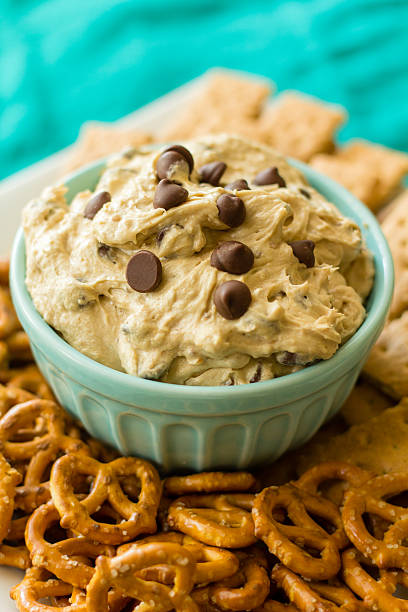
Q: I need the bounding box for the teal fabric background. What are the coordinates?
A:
[1,0,408,180]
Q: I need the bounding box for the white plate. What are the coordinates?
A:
[0,68,272,609]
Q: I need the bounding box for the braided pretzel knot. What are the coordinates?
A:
[10,567,85,612]
[164,471,256,497]
[342,472,408,569]
[252,484,343,580]
[50,454,161,544]
[296,462,373,505]
[0,399,89,513]
[271,564,364,612]
[193,547,270,611]
[168,493,256,548]
[86,542,199,612]
[342,548,408,611]
[25,500,116,588]
[118,532,239,586]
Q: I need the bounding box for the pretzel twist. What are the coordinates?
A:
[342,472,408,569]
[50,454,161,544]
[252,484,343,580]
[168,493,256,549]
[10,567,82,612]
[86,542,199,612]
[296,462,373,503]
[164,471,256,497]
[271,564,364,612]
[342,548,408,611]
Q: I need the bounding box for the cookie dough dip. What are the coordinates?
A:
[23,135,374,386]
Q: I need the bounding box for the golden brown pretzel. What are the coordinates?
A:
[5,330,32,363]
[118,532,239,586]
[25,500,116,588]
[271,564,363,612]
[10,568,81,612]
[342,472,408,569]
[252,484,343,580]
[0,399,89,513]
[86,542,198,612]
[0,384,35,418]
[168,493,256,548]
[164,471,256,497]
[296,461,373,505]
[203,548,270,611]
[0,258,9,286]
[0,286,20,339]
[342,548,408,611]
[6,364,54,400]
[50,453,161,544]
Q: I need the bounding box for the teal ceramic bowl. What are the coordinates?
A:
[10,159,393,473]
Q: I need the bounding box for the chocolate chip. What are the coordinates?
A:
[213,280,251,320]
[276,351,310,366]
[299,188,311,199]
[199,161,226,186]
[126,251,162,292]
[253,167,286,187]
[249,364,262,383]
[153,179,188,210]
[211,241,254,275]
[98,244,117,263]
[162,145,194,172]
[289,240,315,268]
[84,191,111,219]
[224,179,250,191]
[216,193,246,228]
[156,151,188,180]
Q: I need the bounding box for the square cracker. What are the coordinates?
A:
[257,92,345,162]
[65,122,152,173]
[296,398,403,477]
[340,378,393,427]
[378,190,408,319]
[363,310,408,399]
[161,71,272,141]
[311,140,408,211]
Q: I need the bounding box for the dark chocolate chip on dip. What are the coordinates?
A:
[199,161,227,186]
[216,193,246,228]
[213,280,252,320]
[253,167,286,188]
[211,241,254,275]
[299,188,311,199]
[156,145,194,180]
[153,179,188,210]
[224,179,250,191]
[126,250,162,293]
[84,191,111,219]
[289,240,315,268]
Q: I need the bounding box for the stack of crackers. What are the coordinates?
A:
[66,68,408,478]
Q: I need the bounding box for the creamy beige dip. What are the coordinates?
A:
[23,135,374,385]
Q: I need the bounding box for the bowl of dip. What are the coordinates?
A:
[10,136,393,472]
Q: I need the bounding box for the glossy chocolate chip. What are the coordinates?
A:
[211,241,254,275]
[249,364,262,383]
[84,191,111,219]
[213,280,251,320]
[216,193,246,228]
[156,151,189,180]
[276,351,310,366]
[126,251,162,292]
[153,179,188,210]
[224,179,250,191]
[299,188,311,199]
[253,167,286,187]
[289,240,315,268]
[199,161,226,186]
[163,145,194,172]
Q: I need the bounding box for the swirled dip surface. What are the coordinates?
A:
[23,135,374,385]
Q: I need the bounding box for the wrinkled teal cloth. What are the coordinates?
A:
[1,0,408,180]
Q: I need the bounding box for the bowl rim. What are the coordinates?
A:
[10,156,394,405]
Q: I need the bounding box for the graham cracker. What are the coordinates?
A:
[258,92,345,162]
[161,71,272,141]
[339,378,393,427]
[311,140,408,211]
[65,121,153,173]
[296,398,404,477]
[378,190,408,319]
[363,311,408,399]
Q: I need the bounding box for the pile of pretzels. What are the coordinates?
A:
[0,258,407,612]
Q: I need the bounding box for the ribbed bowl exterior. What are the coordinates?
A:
[11,157,394,473]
